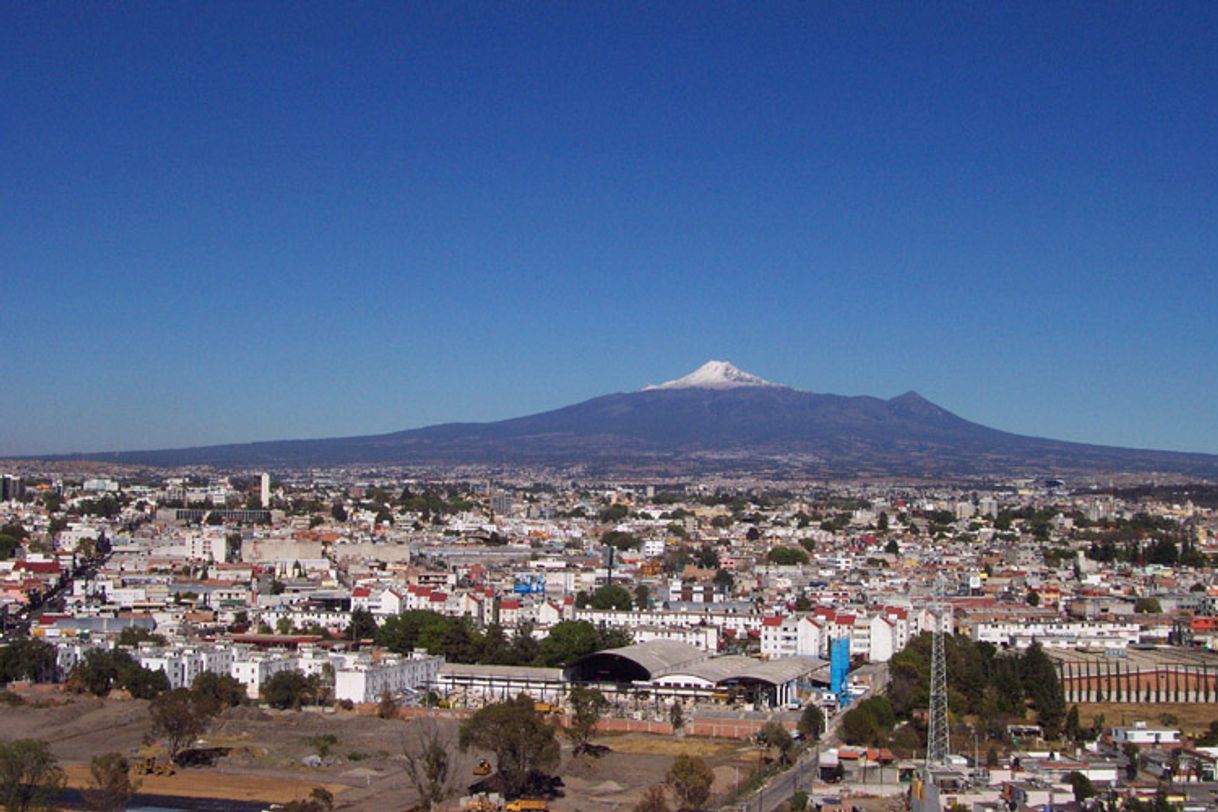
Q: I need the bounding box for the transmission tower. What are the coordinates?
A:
[925,574,950,767]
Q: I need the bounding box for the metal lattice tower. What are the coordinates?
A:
[925,574,950,767]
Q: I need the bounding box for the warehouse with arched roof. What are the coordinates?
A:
[566,640,827,707]
[564,640,707,683]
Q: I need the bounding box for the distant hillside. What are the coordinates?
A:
[37,361,1218,478]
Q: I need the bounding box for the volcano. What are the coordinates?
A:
[48,361,1218,478]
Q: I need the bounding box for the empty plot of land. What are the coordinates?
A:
[0,696,772,811]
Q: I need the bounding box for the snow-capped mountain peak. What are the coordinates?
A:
[642,360,781,391]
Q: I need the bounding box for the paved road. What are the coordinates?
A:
[723,662,890,812]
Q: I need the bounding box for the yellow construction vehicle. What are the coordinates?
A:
[463,794,500,812]
[504,800,548,812]
[133,756,175,776]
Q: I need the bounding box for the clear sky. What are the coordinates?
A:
[3,2,1216,456]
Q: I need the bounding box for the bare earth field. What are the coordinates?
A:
[0,695,766,811]
[1078,703,1218,734]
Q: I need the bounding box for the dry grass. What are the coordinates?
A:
[1077,703,1218,734]
[593,733,740,758]
[62,763,348,804]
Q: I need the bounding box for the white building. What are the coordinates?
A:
[333,651,443,704]
[760,615,822,659]
[973,620,1139,650]
[1112,721,1181,746]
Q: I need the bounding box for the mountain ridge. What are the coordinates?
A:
[20,362,1218,478]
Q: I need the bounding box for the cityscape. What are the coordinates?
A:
[3,4,1217,812]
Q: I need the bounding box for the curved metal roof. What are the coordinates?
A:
[659,655,826,686]
[567,640,708,681]
[568,640,825,687]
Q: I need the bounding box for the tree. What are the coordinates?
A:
[798,705,825,741]
[589,584,633,611]
[765,547,808,566]
[0,638,57,684]
[884,539,899,555]
[1123,742,1140,779]
[0,739,66,812]
[1066,771,1095,803]
[69,649,168,699]
[190,671,246,716]
[633,785,671,812]
[566,687,609,754]
[281,787,335,812]
[713,568,734,592]
[840,706,881,745]
[669,702,685,733]
[1021,643,1065,740]
[0,533,20,559]
[1026,591,1041,606]
[378,689,400,719]
[458,695,560,799]
[759,722,794,765]
[70,650,121,696]
[347,607,379,640]
[598,504,630,523]
[401,720,456,812]
[116,626,166,648]
[1065,704,1082,742]
[666,754,714,811]
[1135,597,1163,614]
[376,610,448,654]
[330,503,348,522]
[536,621,601,667]
[262,670,315,710]
[149,688,210,762]
[122,663,170,700]
[600,530,639,550]
[634,584,650,608]
[83,752,139,812]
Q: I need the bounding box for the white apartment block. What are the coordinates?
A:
[136,644,236,690]
[760,615,822,659]
[230,651,309,698]
[972,620,1139,650]
[573,607,763,637]
[332,652,443,704]
[632,624,720,652]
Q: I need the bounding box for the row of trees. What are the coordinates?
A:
[0,638,57,684]
[0,738,145,812]
[67,649,171,700]
[841,634,1066,749]
[374,612,632,667]
[0,671,270,812]
[391,690,728,811]
[440,693,719,811]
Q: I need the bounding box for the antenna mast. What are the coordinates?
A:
[925,573,951,767]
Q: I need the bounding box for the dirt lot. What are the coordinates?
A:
[0,695,768,811]
[1078,703,1218,734]
[61,764,347,804]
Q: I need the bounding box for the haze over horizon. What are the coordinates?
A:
[3,3,1216,457]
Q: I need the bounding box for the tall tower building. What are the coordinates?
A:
[259,473,271,508]
[1,475,23,502]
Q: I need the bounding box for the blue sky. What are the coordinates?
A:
[3,2,1216,456]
